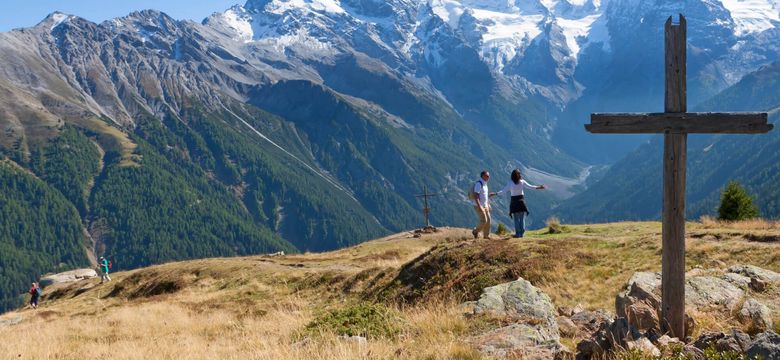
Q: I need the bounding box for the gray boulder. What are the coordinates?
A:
[39,269,98,288]
[747,331,780,360]
[571,309,612,337]
[469,278,567,359]
[722,272,752,289]
[473,278,557,324]
[686,276,744,311]
[728,265,780,285]
[693,330,751,353]
[616,271,745,337]
[738,298,774,332]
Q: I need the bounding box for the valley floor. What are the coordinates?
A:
[1,220,779,359]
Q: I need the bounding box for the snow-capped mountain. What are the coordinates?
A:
[0,0,779,261]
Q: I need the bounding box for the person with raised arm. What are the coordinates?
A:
[497,169,546,238]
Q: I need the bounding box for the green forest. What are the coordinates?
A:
[0,162,90,311]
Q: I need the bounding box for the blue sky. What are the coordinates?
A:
[0,0,243,32]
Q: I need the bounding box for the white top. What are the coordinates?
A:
[497,179,539,197]
[473,179,489,207]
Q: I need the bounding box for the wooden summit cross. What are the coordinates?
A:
[585,15,773,338]
[415,185,438,228]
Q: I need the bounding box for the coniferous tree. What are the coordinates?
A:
[718,181,759,221]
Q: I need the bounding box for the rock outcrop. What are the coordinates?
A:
[613,266,780,337]
[739,298,775,333]
[577,265,780,359]
[39,269,98,288]
[746,331,780,360]
[468,278,568,359]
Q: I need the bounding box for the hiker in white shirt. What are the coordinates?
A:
[472,171,497,239]
[496,169,546,238]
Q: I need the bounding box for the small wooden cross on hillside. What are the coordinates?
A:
[415,185,438,229]
[585,15,773,338]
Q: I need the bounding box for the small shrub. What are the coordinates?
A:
[496,223,509,236]
[305,302,403,339]
[702,344,748,360]
[547,216,568,234]
[718,181,759,221]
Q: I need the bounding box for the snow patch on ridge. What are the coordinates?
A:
[262,0,346,15]
[720,0,780,36]
[50,13,70,31]
[221,6,255,41]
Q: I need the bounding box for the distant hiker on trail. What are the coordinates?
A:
[470,170,497,239]
[497,169,546,238]
[29,282,41,309]
[99,256,111,283]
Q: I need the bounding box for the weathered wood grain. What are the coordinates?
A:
[662,133,687,339]
[585,112,772,134]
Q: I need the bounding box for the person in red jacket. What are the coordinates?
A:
[29,282,41,309]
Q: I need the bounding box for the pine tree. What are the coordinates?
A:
[718,181,759,221]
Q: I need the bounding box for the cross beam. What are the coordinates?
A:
[585,15,772,338]
[587,113,771,134]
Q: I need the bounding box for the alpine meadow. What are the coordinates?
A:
[1,0,780,359]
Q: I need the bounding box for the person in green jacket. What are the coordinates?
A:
[99,256,111,283]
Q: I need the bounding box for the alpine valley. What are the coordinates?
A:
[1,0,779,311]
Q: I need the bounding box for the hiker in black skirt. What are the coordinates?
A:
[496,169,546,238]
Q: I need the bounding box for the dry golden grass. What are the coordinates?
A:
[700,215,780,230]
[0,221,778,359]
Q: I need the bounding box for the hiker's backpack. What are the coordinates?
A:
[108,261,112,270]
[35,287,42,297]
[468,180,483,201]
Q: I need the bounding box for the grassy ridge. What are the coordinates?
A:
[2,221,778,359]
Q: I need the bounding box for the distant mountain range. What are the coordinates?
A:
[1,0,779,311]
[556,61,780,223]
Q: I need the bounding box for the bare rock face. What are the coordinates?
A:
[468,278,568,359]
[39,269,98,288]
[738,298,774,333]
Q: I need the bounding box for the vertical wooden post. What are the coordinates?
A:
[423,186,431,228]
[662,15,687,339]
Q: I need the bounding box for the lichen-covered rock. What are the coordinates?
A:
[473,278,557,324]
[746,331,780,360]
[471,323,564,359]
[728,265,780,285]
[738,298,774,332]
[722,272,751,289]
[616,271,744,336]
[686,276,744,311]
[39,269,98,288]
[469,278,567,359]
